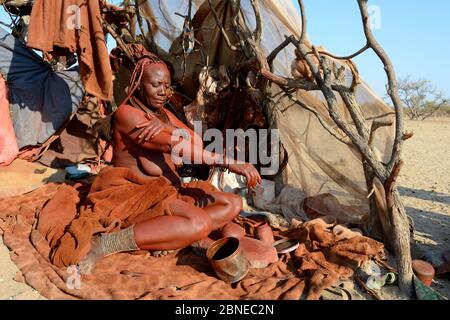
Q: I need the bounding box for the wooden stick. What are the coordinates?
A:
[101,16,136,64]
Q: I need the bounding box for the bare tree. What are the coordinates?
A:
[393,76,448,120]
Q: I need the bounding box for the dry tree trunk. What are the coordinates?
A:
[357,0,413,295]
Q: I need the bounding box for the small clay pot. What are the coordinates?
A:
[207,237,249,283]
[256,222,275,245]
[412,260,435,287]
[221,222,246,239]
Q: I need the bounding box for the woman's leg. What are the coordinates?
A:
[188,192,243,257]
[134,199,213,250]
[79,199,213,274]
[196,192,243,230]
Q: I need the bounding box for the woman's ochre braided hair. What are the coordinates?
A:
[95,46,171,145]
[122,54,168,106]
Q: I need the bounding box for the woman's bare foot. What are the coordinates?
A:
[78,236,105,275]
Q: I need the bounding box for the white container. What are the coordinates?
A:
[251,179,276,210]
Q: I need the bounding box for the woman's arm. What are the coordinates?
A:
[115,105,177,153]
[119,106,261,187]
[134,108,204,148]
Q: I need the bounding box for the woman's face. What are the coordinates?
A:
[140,63,171,110]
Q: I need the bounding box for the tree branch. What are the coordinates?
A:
[267,35,296,66]
[280,87,350,145]
[101,16,136,64]
[134,0,147,41]
[249,0,262,44]
[298,0,307,42]
[311,44,370,61]
[357,0,404,175]
[339,90,370,140]
[292,40,389,180]
[369,120,394,147]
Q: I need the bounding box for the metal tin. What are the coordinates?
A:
[206,237,249,283]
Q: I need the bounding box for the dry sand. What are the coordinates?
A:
[399,118,450,298]
[400,118,450,253]
[0,118,449,300]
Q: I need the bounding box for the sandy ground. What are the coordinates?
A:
[398,118,450,298]
[400,118,450,251]
[0,118,449,300]
[0,237,45,300]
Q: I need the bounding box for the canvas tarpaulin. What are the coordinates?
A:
[0,26,84,149]
[136,0,395,225]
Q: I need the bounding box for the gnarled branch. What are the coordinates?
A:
[357,0,404,175]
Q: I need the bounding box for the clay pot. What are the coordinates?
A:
[221,222,246,239]
[251,180,275,210]
[256,223,275,245]
[412,260,435,287]
[206,237,249,283]
[240,236,278,269]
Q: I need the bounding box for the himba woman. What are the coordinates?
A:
[75,51,262,274]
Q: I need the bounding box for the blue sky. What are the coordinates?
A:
[299,0,450,97]
[1,0,449,97]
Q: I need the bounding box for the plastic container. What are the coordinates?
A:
[256,222,275,244]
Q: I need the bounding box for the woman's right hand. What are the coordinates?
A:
[227,163,262,189]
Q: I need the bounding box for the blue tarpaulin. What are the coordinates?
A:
[0,27,84,148]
